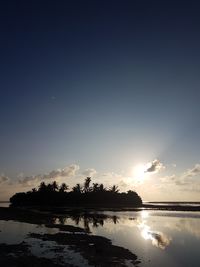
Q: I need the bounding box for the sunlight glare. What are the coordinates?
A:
[141,210,149,219]
[132,164,147,182]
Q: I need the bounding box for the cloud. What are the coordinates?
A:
[60,164,80,177]
[166,218,200,239]
[145,159,164,173]
[150,231,171,249]
[18,176,36,186]
[172,163,200,187]
[0,175,9,184]
[179,183,200,192]
[18,164,80,186]
[183,164,200,178]
[101,172,126,186]
[82,168,97,177]
[118,180,129,189]
[160,175,176,183]
[138,218,171,249]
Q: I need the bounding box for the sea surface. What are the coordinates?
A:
[0,204,200,266]
[145,201,200,207]
[65,210,200,267]
[0,202,10,207]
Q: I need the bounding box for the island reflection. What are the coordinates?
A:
[55,212,119,233]
[55,210,171,249]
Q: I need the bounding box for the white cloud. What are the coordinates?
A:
[82,168,97,177]
[145,159,165,173]
[160,175,176,184]
[173,163,200,188]
[182,164,200,178]
[18,164,80,186]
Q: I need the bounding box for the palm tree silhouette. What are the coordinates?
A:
[59,183,69,193]
[72,183,82,193]
[84,177,91,193]
[92,183,99,192]
[39,182,46,192]
[51,181,58,191]
[109,185,119,193]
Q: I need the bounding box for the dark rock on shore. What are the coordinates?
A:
[0,242,73,267]
[29,232,140,267]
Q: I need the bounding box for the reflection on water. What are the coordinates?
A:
[1,210,200,267]
[64,210,200,266]
[62,213,119,233]
[138,211,171,249]
[139,223,171,249]
[63,210,171,250]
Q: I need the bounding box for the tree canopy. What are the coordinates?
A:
[10,178,142,207]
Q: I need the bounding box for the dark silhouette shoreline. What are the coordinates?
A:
[9,178,200,211]
[10,178,142,208]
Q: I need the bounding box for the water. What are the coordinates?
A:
[0,220,90,266]
[0,202,10,207]
[65,210,200,267]
[145,201,200,207]
[0,209,200,266]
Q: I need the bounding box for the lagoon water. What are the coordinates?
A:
[0,202,10,207]
[0,208,200,266]
[65,210,200,267]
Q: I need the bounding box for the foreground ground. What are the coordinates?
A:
[0,207,140,267]
[0,204,200,267]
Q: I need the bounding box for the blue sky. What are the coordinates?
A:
[1,0,200,200]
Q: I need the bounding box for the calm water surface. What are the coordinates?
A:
[64,210,200,267]
[0,209,200,266]
[0,202,10,207]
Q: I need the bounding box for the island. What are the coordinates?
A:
[10,177,143,208]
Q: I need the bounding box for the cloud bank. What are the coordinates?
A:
[18,164,80,186]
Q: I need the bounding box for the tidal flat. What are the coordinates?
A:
[0,206,200,266]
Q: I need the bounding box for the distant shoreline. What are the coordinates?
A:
[142,203,200,211]
[1,203,200,212]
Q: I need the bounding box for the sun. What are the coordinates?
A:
[132,164,147,182]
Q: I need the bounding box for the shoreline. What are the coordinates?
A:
[0,202,200,213]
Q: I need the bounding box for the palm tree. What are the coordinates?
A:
[109,185,119,193]
[59,183,69,193]
[72,183,82,193]
[39,182,47,192]
[47,183,53,192]
[92,183,99,192]
[51,181,58,191]
[99,183,105,192]
[84,177,91,193]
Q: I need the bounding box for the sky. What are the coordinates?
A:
[1,0,200,201]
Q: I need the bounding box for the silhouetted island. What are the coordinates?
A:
[10,177,142,207]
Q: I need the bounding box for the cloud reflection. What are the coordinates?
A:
[138,212,171,249]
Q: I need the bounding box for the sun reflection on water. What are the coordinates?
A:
[138,211,171,249]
